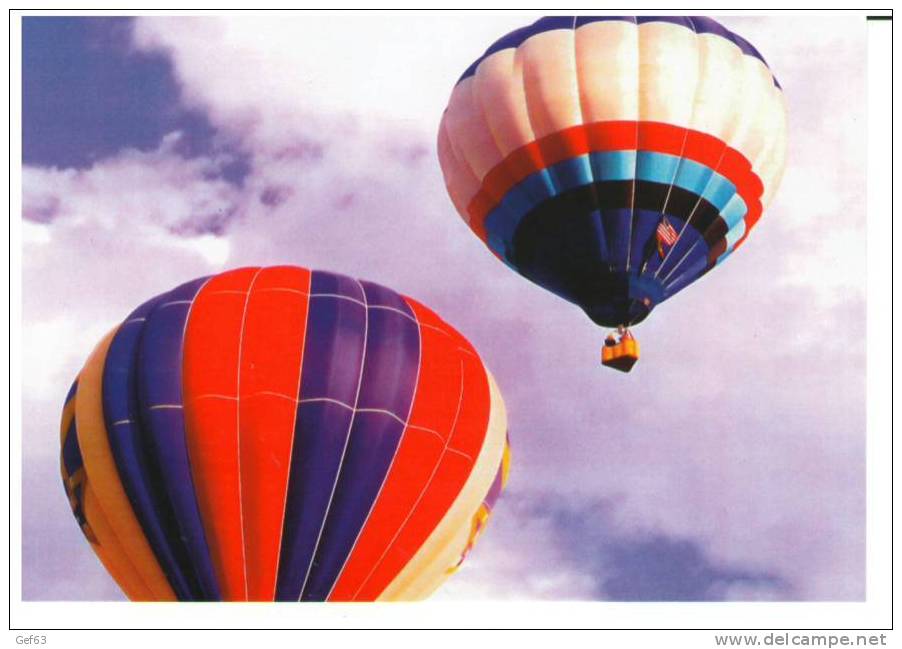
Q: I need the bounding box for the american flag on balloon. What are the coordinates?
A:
[656,216,679,258]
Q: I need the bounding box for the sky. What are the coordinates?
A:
[19,13,867,602]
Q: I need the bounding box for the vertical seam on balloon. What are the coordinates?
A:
[575,23,612,268]
[516,31,557,263]
[234,267,265,601]
[569,17,607,267]
[323,297,424,601]
[470,45,528,255]
[350,356,466,601]
[272,269,312,601]
[625,22,641,273]
[442,90,489,228]
[470,49,511,178]
[296,278,369,601]
[647,19,705,278]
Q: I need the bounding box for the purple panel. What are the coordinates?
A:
[275,272,367,601]
[274,401,355,600]
[102,291,207,600]
[61,409,82,477]
[355,282,420,416]
[295,293,367,402]
[310,269,365,301]
[135,277,221,600]
[299,291,420,601]
[60,413,92,537]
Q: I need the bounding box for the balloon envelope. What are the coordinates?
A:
[439,16,787,327]
[60,266,509,601]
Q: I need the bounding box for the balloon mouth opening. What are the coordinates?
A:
[584,298,652,328]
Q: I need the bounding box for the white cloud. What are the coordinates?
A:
[133,14,533,140]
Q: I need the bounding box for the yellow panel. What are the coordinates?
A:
[377,369,508,601]
[74,328,177,601]
[82,482,155,601]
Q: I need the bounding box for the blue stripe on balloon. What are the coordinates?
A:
[548,155,594,191]
[673,158,714,195]
[300,281,420,601]
[102,293,201,600]
[700,173,738,212]
[275,272,368,601]
[590,150,637,182]
[135,277,221,600]
[484,150,743,266]
[720,193,748,230]
[458,16,780,88]
[636,151,680,185]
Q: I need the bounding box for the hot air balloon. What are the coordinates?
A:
[60,266,509,601]
[438,16,788,370]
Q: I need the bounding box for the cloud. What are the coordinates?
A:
[437,493,789,601]
[20,14,866,601]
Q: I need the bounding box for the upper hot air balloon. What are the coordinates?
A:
[60,266,509,601]
[438,16,787,370]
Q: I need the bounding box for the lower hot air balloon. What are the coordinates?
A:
[438,16,788,371]
[60,266,510,601]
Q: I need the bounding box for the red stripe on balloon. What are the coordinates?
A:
[235,266,311,601]
[346,302,491,601]
[182,267,259,601]
[465,120,764,246]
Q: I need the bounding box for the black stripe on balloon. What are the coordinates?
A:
[510,179,723,238]
[506,180,726,327]
[508,180,722,265]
